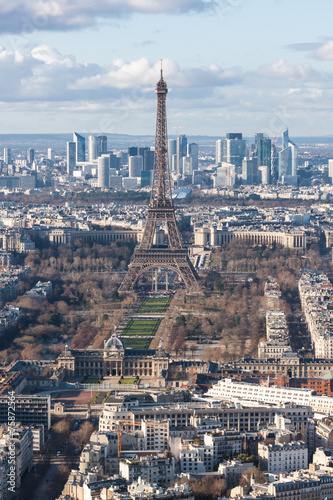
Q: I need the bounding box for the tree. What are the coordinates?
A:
[240,467,266,492]
[69,421,94,451]
[189,476,227,500]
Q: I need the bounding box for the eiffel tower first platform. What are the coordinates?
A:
[118,68,200,294]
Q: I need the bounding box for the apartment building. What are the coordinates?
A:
[258,441,308,474]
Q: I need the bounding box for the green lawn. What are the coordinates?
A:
[121,318,161,336]
[136,297,171,314]
[118,377,140,385]
[123,337,152,349]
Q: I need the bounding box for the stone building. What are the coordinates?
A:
[57,334,169,387]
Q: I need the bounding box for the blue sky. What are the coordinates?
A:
[0,0,332,136]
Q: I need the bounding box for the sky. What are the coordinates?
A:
[0,0,333,137]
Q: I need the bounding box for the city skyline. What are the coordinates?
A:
[0,1,332,136]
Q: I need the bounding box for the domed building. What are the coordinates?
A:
[57,333,169,387]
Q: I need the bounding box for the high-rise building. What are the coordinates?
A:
[183,156,193,177]
[128,146,138,157]
[278,129,298,181]
[141,170,153,187]
[168,139,177,172]
[329,159,333,183]
[242,158,253,185]
[187,143,198,171]
[257,137,271,167]
[215,162,236,187]
[97,135,107,156]
[88,135,98,162]
[27,148,34,166]
[258,165,270,185]
[73,132,85,162]
[176,135,187,176]
[109,153,120,170]
[143,150,155,171]
[129,156,143,177]
[97,155,110,187]
[216,134,246,174]
[47,148,54,162]
[66,141,76,175]
[3,148,11,165]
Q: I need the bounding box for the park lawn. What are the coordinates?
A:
[136,297,171,313]
[122,337,152,349]
[122,318,161,336]
[118,377,140,385]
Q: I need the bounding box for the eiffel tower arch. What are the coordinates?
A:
[119,68,200,294]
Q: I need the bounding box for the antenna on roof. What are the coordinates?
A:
[160,59,163,79]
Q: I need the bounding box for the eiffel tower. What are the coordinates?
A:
[118,67,199,294]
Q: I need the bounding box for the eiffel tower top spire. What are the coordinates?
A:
[149,64,173,210]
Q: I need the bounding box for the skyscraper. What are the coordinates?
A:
[4,148,11,165]
[329,159,333,184]
[27,148,34,166]
[257,137,271,168]
[98,155,110,187]
[216,133,246,174]
[278,129,298,181]
[187,143,198,171]
[66,142,76,175]
[242,158,253,185]
[183,156,193,177]
[47,148,54,162]
[97,136,107,156]
[73,132,85,162]
[176,135,187,176]
[168,139,176,172]
[88,135,98,162]
[143,150,155,171]
[129,156,143,177]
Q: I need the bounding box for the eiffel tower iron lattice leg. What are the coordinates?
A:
[119,66,200,295]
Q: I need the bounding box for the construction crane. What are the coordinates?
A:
[116,419,167,457]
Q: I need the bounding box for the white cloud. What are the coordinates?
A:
[72,57,241,90]
[258,59,313,81]
[0,0,216,33]
[315,40,333,60]
[0,45,332,136]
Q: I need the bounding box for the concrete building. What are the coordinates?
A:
[129,155,143,178]
[194,224,306,250]
[299,270,333,358]
[0,426,33,488]
[258,441,308,474]
[66,141,76,175]
[205,377,333,414]
[97,155,110,188]
[119,453,175,486]
[0,395,51,429]
[218,460,254,487]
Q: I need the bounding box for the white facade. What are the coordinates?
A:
[299,270,333,358]
[206,378,333,414]
[180,430,242,473]
[142,420,169,451]
[218,460,254,486]
[119,454,175,486]
[88,135,98,162]
[98,155,110,188]
[258,441,308,474]
[129,155,143,178]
